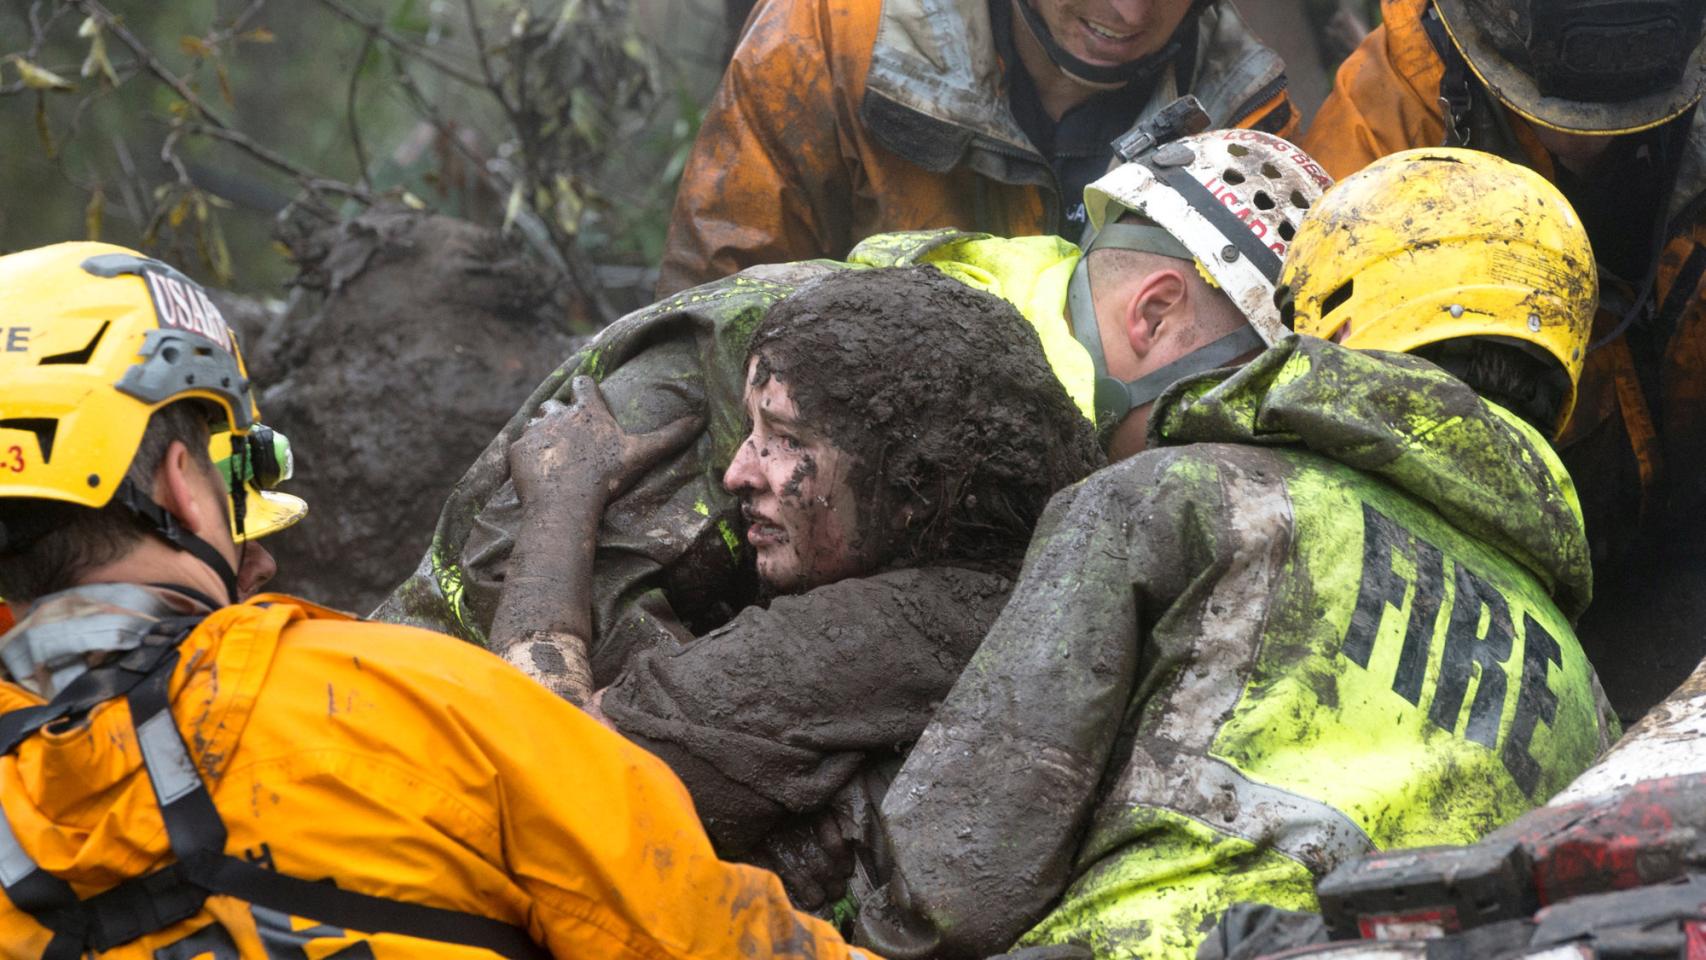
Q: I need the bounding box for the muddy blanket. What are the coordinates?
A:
[601,565,1012,862]
[372,230,1017,683]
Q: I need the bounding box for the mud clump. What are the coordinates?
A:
[255,208,573,613]
[750,265,1104,576]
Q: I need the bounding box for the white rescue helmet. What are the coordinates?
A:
[1069,130,1333,425]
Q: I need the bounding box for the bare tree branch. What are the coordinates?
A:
[347,27,375,192]
[66,0,372,206]
[313,0,486,87]
[181,121,371,202]
[68,0,235,131]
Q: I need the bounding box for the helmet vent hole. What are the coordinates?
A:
[1322,278,1355,319]
[1223,169,1246,185]
[1260,163,1281,179]
[1227,143,1250,157]
[1290,190,1311,209]
[37,320,110,366]
[1278,221,1296,241]
[0,419,57,464]
[1254,191,1276,210]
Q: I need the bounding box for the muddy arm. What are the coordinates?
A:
[858,456,1205,957]
[486,474,602,705]
[488,377,702,707]
[598,565,1013,861]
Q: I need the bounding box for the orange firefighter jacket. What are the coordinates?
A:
[0,594,874,959]
[1301,0,1706,565]
[658,0,1298,296]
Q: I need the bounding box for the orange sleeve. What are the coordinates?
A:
[1299,1,1448,181]
[459,653,876,960]
[657,0,855,296]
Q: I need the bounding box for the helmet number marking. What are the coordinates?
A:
[2,446,22,473]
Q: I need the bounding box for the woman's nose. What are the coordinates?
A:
[723,436,763,494]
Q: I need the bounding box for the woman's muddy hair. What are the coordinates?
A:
[748,265,1103,575]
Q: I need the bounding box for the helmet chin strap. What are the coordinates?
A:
[1011,0,1203,89]
[113,478,240,607]
[1069,222,1267,426]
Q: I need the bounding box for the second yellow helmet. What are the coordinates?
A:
[1280,147,1597,434]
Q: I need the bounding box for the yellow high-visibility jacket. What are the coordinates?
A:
[0,592,874,959]
[864,338,1621,959]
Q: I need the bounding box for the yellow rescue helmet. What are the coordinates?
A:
[1281,147,1597,435]
[0,242,305,544]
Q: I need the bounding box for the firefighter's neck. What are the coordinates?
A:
[78,538,231,612]
[1012,1,1109,121]
[1531,126,1616,178]
[78,443,241,607]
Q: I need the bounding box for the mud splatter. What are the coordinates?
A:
[781,453,818,499]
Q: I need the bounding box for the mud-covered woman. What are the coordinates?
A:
[485,266,1102,909]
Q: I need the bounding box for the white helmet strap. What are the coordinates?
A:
[1144,153,1284,284]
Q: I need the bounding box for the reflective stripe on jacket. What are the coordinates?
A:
[863,338,1619,960]
[0,594,874,959]
[657,0,1297,295]
[1301,0,1706,570]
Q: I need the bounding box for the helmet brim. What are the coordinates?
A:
[1436,0,1706,135]
[234,488,307,542]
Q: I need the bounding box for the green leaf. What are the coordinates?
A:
[11,57,76,92]
[568,88,601,144]
[81,27,120,86]
[502,181,524,233]
[552,176,583,236]
[207,214,234,284]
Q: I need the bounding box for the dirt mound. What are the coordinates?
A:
[253,208,573,613]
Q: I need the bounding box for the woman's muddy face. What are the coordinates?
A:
[723,358,866,593]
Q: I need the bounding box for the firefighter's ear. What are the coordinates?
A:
[1125,267,1188,359]
[153,440,226,543]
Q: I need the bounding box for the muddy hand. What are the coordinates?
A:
[509,375,703,505]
